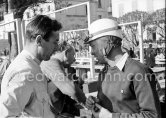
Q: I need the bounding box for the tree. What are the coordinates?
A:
[118,9,165,46]
[53,0,72,10]
[118,11,149,49]
[117,9,165,50]
[146,8,165,39]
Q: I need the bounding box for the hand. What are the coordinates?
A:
[92,104,113,118]
[85,96,99,110]
[92,104,102,118]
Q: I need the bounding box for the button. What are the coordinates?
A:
[121,89,124,94]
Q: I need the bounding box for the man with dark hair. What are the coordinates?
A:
[85,19,161,118]
[0,15,62,118]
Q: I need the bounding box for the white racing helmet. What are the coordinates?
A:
[85,18,123,43]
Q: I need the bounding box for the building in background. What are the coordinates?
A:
[23,0,113,30]
[0,0,113,43]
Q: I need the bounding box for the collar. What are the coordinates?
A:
[22,50,41,65]
[116,53,128,71]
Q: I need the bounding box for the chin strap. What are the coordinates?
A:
[102,39,114,58]
[103,36,121,58]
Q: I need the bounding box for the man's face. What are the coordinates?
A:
[89,36,108,64]
[64,47,76,66]
[40,31,59,61]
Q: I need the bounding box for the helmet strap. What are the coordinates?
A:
[103,38,115,58]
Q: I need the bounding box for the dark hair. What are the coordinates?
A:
[25,15,62,42]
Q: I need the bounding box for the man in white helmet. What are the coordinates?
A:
[85,18,161,118]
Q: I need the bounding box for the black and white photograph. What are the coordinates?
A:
[0,0,165,118]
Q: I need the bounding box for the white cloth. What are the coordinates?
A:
[41,58,76,98]
[99,107,112,118]
[0,50,54,118]
[116,53,128,71]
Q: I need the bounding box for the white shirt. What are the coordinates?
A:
[116,53,129,71]
[0,50,54,118]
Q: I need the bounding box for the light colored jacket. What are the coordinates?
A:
[0,50,55,118]
[41,53,86,104]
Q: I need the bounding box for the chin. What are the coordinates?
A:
[44,56,51,61]
[98,60,105,64]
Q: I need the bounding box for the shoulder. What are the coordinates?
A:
[3,57,41,84]
[126,58,152,74]
[41,58,61,70]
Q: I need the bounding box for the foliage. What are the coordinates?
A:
[118,10,150,27]
[53,0,72,10]
[6,0,47,18]
[149,8,165,23]
[146,8,165,38]
[118,11,145,48]
[0,0,72,19]
[118,9,165,49]
[121,25,139,48]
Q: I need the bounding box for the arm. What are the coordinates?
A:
[0,72,33,117]
[41,60,86,104]
[0,58,10,80]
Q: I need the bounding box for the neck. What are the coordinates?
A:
[107,46,124,63]
[24,43,41,62]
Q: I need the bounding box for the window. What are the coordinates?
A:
[152,32,156,41]
[98,15,102,19]
[98,0,102,8]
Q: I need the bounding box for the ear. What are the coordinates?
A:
[65,49,69,57]
[35,35,43,46]
[63,50,68,61]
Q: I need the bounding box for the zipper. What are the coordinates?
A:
[42,99,45,117]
